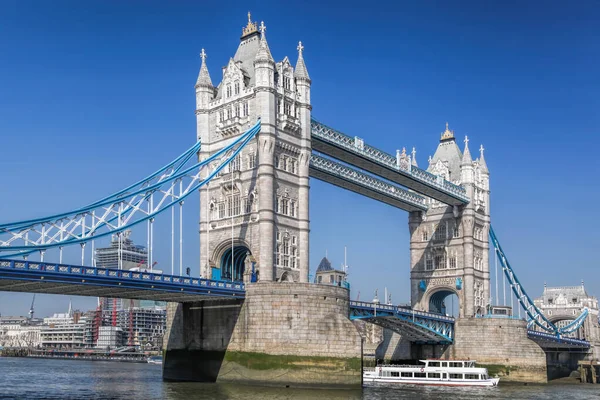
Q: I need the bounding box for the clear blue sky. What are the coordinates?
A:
[1,1,598,317]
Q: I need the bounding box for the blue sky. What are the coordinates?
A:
[0,1,598,317]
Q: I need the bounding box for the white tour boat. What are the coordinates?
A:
[363,359,499,387]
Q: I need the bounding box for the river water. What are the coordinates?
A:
[0,357,597,400]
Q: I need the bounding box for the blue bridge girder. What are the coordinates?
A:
[0,259,245,302]
[349,301,454,345]
[527,330,590,350]
[311,119,469,206]
[309,154,428,212]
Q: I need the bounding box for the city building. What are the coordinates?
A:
[96,326,125,349]
[533,282,600,341]
[0,317,43,349]
[40,321,87,349]
[94,230,148,271]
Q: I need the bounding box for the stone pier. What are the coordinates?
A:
[163,282,362,387]
[376,318,548,383]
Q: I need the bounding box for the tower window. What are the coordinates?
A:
[449,254,457,269]
[422,229,428,241]
[226,85,232,98]
[290,201,296,217]
[281,199,289,215]
[453,225,459,238]
[425,255,433,271]
[243,102,249,116]
[284,76,291,90]
[219,110,224,122]
[435,223,447,240]
[435,254,446,269]
[284,102,291,116]
[234,82,240,95]
[290,160,296,174]
[248,153,256,169]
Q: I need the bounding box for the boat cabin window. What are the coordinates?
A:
[464,374,479,380]
[441,362,448,367]
[450,373,462,379]
[465,361,475,368]
[391,371,399,377]
[401,372,412,378]
[428,361,440,367]
[414,372,426,378]
[442,373,447,379]
[428,373,441,379]
[449,362,463,368]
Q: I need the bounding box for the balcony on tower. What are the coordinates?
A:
[217,115,250,137]
[278,113,301,135]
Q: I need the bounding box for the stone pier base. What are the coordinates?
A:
[163,282,362,388]
[376,318,548,383]
[440,318,548,383]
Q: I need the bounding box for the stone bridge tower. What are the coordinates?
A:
[196,14,311,283]
[409,124,490,318]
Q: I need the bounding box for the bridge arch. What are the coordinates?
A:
[214,239,253,282]
[426,286,460,317]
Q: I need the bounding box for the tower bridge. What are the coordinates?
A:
[0,13,598,386]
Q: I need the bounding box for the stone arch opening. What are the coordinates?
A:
[428,288,460,317]
[220,245,251,282]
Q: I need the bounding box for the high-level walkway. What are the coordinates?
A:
[311,119,469,206]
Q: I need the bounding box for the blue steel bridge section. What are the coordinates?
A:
[349,300,455,345]
[0,259,245,302]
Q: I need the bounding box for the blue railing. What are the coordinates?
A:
[0,259,245,297]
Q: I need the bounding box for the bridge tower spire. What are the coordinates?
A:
[409,123,491,318]
[197,14,311,283]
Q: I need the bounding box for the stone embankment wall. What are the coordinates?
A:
[163,282,362,387]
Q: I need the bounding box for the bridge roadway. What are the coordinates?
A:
[350,300,591,350]
[0,259,245,302]
[311,119,469,206]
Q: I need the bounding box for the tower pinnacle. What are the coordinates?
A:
[411,147,418,167]
[242,12,258,38]
[479,144,488,172]
[254,21,274,62]
[461,135,472,165]
[295,41,310,80]
[440,122,454,141]
[195,48,213,88]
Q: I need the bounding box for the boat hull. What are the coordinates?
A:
[363,376,499,387]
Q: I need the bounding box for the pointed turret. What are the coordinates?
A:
[461,135,472,165]
[195,48,213,88]
[479,144,488,172]
[460,135,474,184]
[294,41,310,80]
[254,21,274,63]
[411,147,418,167]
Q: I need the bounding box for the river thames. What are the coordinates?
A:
[0,358,597,400]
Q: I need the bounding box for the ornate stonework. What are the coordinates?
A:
[196,15,311,283]
[410,123,490,318]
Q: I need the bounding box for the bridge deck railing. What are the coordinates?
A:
[349,300,455,323]
[0,259,245,293]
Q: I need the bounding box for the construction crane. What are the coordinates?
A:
[28,294,35,320]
